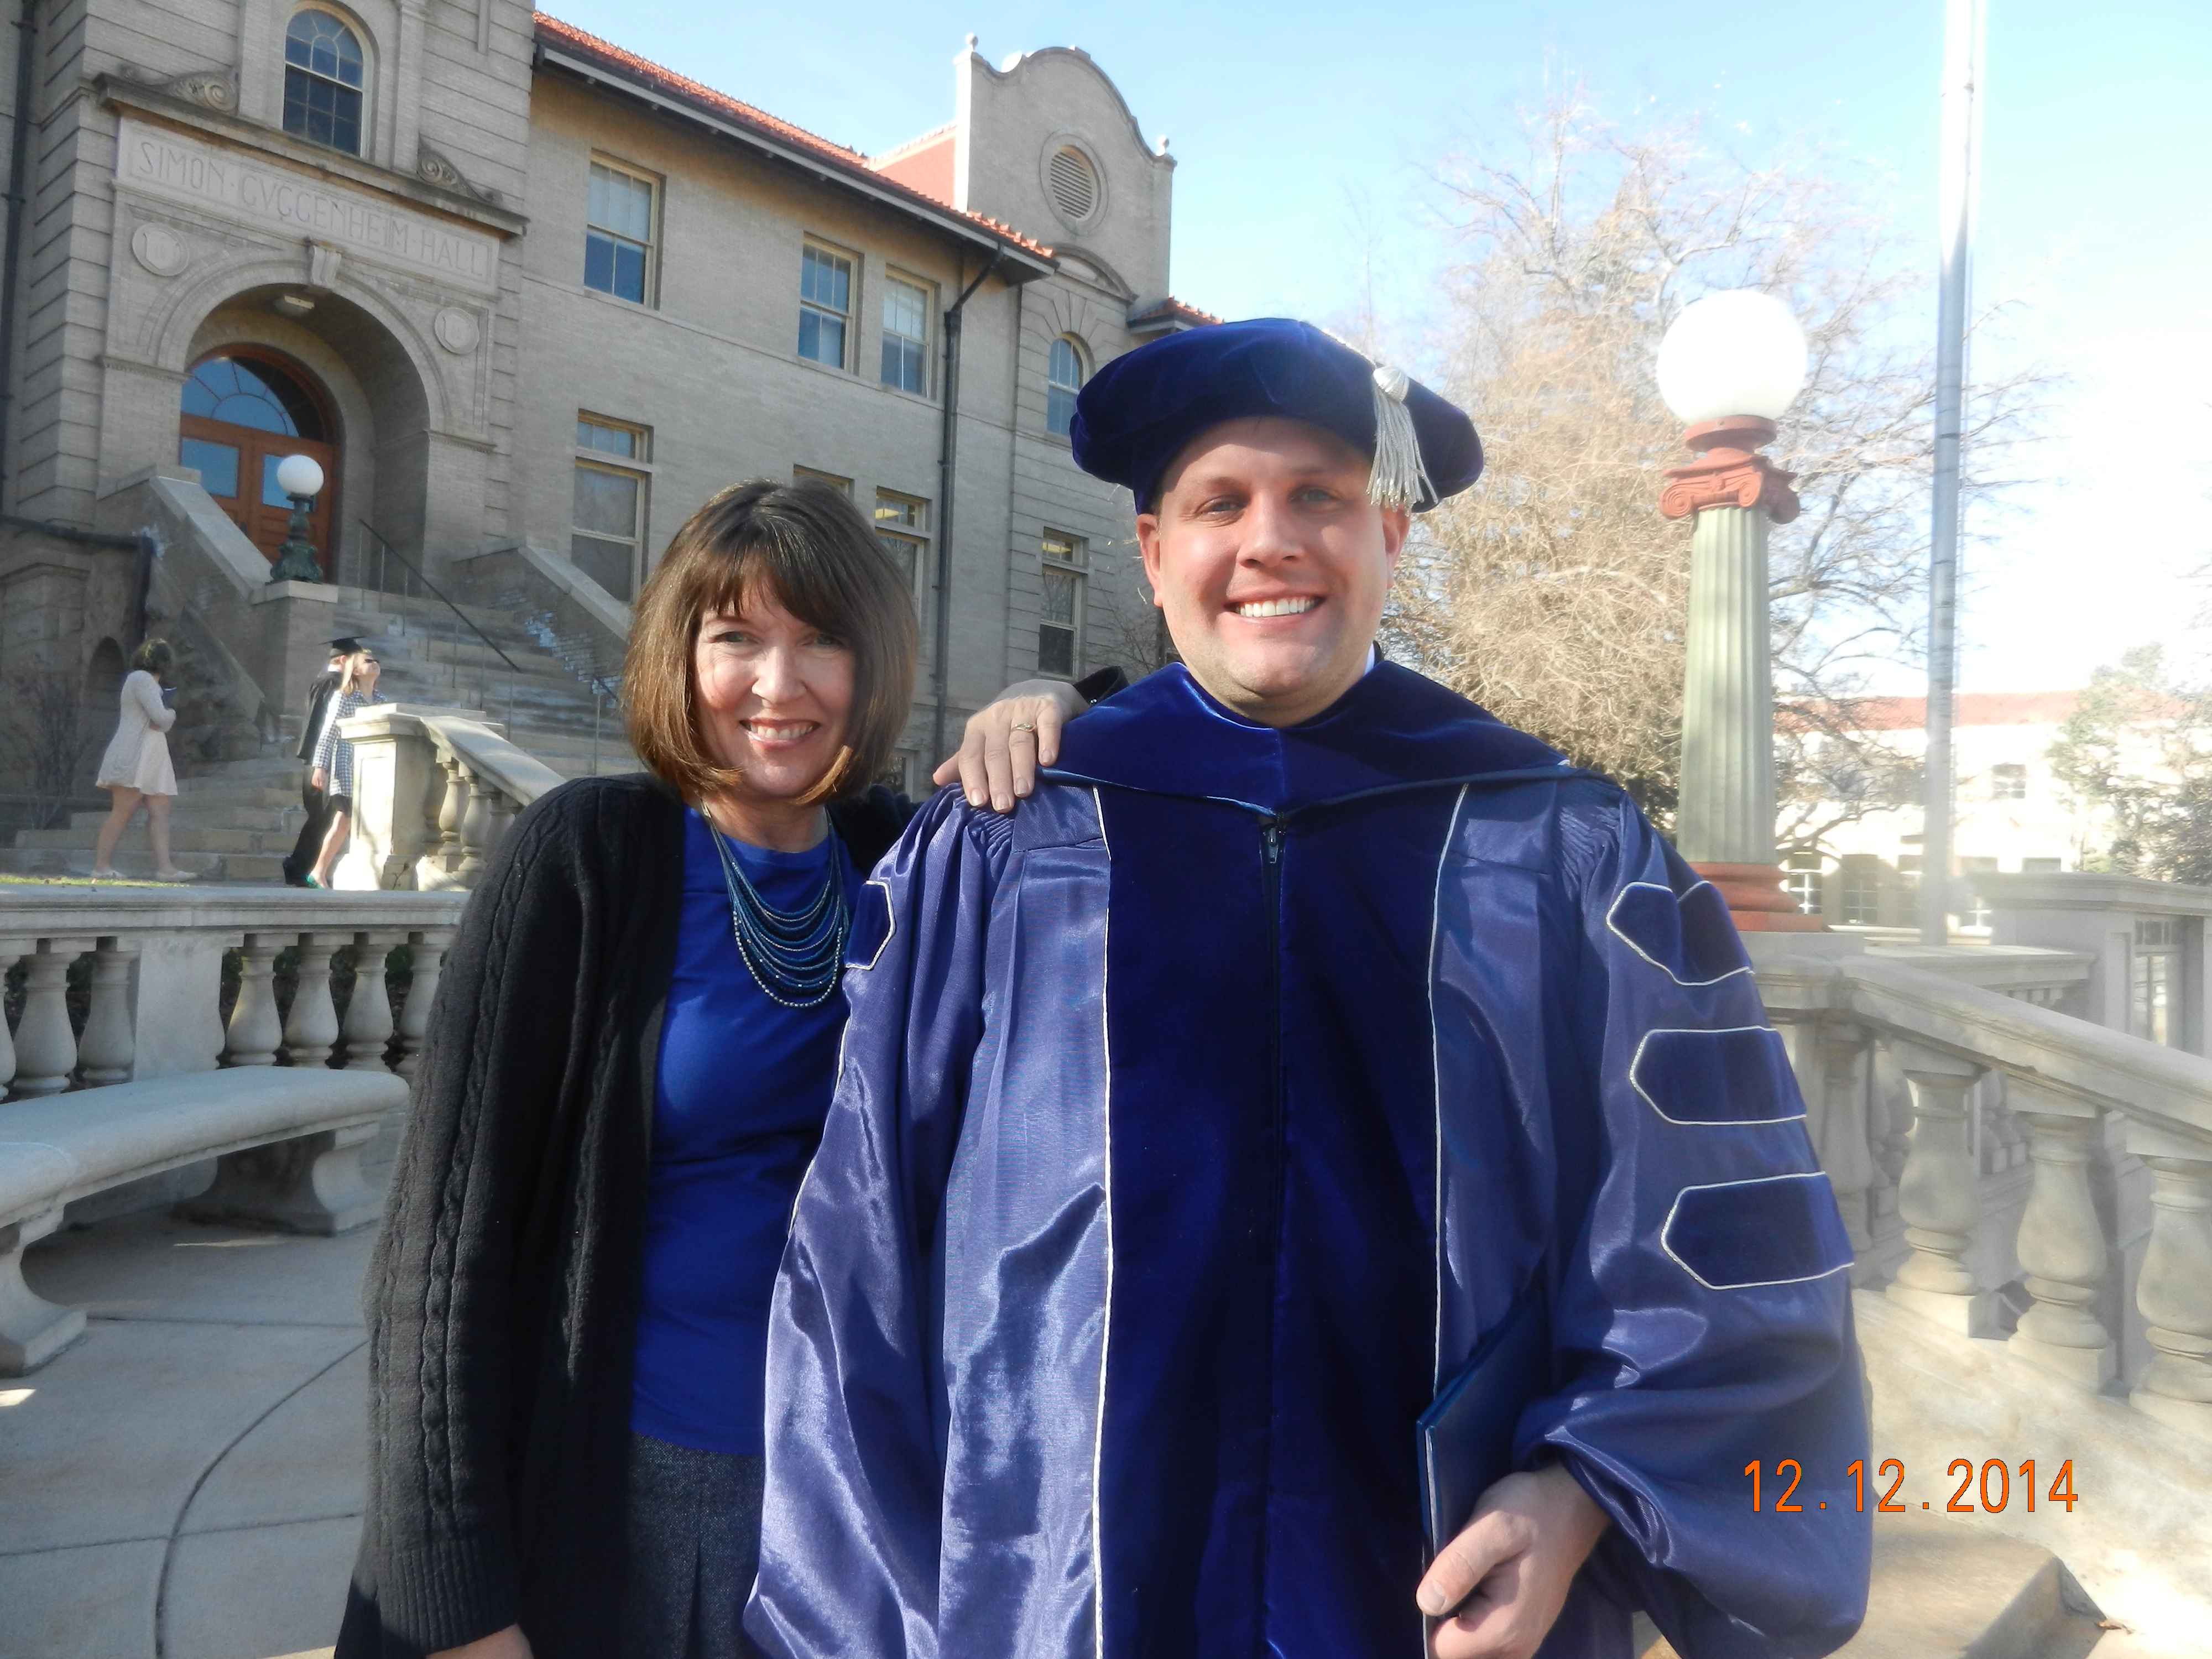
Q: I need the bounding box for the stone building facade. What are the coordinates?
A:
[0,1,1206,806]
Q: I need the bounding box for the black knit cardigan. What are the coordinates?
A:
[336,772,909,1659]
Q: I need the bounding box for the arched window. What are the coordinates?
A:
[179,351,338,568]
[284,9,366,155]
[1047,336,1087,438]
[181,356,327,439]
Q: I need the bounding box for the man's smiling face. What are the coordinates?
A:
[1136,416,1409,728]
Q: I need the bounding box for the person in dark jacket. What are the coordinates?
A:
[284,637,358,886]
[338,477,1116,1659]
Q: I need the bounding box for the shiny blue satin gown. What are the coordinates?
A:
[749,662,1870,1659]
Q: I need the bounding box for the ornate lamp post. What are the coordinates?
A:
[267,452,327,584]
[1656,291,1820,932]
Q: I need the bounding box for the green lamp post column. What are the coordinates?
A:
[267,452,327,584]
[1655,293,1822,932]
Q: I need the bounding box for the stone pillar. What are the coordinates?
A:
[76,938,139,1087]
[176,1123,382,1236]
[333,706,444,891]
[0,939,24,1092]
[1885,1040,1999,1335]
[0,1193,85,1375]
[1660,416,1818,932]
[11,940,89,1097]
[126,928,231,1079]
[395,927,451,1079]
[1813,1022,1880,1264]
[340,933,400,1071]
[2006,1080,2116,1387]
[2126,1122,2212,1444]
[284,935,342,1067]
[223,933,287,1067]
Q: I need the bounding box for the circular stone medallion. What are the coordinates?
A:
[129,222,188,278]
[433,307,481,354]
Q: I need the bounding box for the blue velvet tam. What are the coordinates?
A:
[1068,317,1483,513]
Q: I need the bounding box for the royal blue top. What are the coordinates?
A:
[630,806,859,1455]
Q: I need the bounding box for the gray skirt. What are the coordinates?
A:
[624,1432,766,1659]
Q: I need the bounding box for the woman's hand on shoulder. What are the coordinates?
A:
[937,680,1088,813]
[430,1626,533,1659]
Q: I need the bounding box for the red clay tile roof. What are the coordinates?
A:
[873,132,953,206]
[1786,692,2085,732]
[533,15,1055,261]
[1128,296,1223,330]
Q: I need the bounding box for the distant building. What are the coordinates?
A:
[1782,692,2128,930]
[0,6,1209,807]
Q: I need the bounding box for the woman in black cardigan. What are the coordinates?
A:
[339,479,1117,1659]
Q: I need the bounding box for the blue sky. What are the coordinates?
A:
[547,0,2212,693]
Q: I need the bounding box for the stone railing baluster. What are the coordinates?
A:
[340,933,401,1072]
[457,766,497,880]
[223,933,286,1067]
[76,938,139,1087]
[430,754,467,884]
[394,927,452,1079]
[284,933,341,1068]
[0,938,24,1093]
[11,939,90,1098]
[2005,1078,2115,1388]
[2126,1125,2212,1444]
[1885,1040,1999,1335]
[1815,1021,1879,1265]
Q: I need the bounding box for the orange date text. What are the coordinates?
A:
[1743,1458,2078,1514]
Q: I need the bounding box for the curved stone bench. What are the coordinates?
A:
[0,1066,405,1373]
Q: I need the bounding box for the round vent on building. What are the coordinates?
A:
[1047,146,1098,223]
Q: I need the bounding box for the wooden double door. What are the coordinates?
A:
[178,350,339,571]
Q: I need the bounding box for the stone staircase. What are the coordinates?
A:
[0,586,634,883]
[328,585,634,784]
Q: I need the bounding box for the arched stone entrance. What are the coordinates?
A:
[174,281,439,588]
[178,348,340,569]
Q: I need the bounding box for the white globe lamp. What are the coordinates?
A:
[274,452,325,500]
[1656,290,1808,425]
[268,453,328,585]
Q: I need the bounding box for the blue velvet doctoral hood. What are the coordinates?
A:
[750,663,1870,1659]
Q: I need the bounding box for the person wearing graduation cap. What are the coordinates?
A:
[746,319,1871,1659]
[283,637,359,887]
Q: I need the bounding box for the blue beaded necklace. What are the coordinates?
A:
[706,817,850,1008]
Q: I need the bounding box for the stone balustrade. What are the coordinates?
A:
[1756,936,2212,1446]
[1,886,464,1092]
[332,703,565,890]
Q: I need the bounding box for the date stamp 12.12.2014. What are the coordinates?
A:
[1744,1458,2079,1515]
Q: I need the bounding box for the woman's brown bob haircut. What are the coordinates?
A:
[627,478,919,807]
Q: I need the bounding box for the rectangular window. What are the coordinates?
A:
[1039,531,1087,677]
[585,160,656,304]
[1961,857,1997,928]
[1785,853,1823,916]
[1839,860,1881,927]
[794,467,853,497]
[572,416,650,601]
[799,244,854,368]
[2132,920,2177,1046]
[1991,763,2027,801]
[881,276,931,394]
[874,489,930,592]
[179,436,241,499]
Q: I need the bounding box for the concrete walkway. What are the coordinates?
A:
[0,1205,368,1659]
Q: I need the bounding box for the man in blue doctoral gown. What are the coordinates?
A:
[748,319,1870,1659]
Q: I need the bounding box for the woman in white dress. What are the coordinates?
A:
[306,647,387,888]
[91,638,194,880]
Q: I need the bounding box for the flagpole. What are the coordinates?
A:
[1922,0,1984,945]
